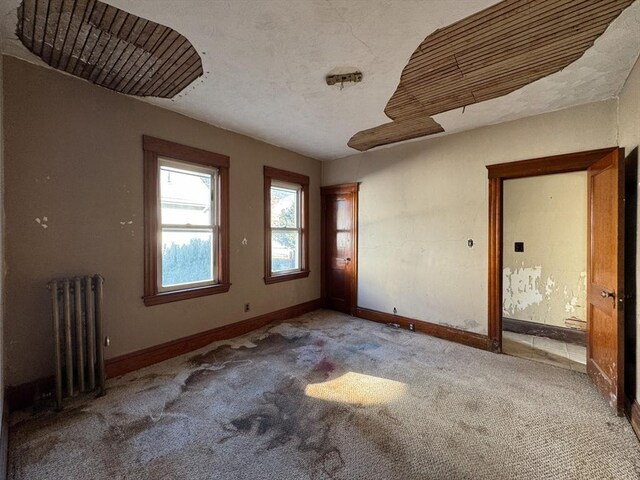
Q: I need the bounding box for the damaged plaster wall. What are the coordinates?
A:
[502,173,587,327]
[322,99,618,335]
[3,56,322,387]
[617,53,640,404]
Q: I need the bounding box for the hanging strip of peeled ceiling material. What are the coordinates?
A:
[348,0,635,152]
[16,0,204,98]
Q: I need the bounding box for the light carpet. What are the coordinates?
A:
[9,310,640,479]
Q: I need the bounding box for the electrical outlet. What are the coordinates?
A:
[244,303,250,313]
[408,323,415,332]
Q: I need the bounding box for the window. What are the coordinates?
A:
[264,166,310,284]
[143,136,229,306]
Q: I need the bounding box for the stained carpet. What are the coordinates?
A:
[9,310,640,479]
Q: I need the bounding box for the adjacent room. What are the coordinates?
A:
[1,0,640,479]
[501,172,588,371]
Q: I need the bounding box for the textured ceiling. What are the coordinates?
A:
[1,0,640,160]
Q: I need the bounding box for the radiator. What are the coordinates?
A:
[48,274,106,410]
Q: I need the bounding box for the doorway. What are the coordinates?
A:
[321,183,359,315]
[487,148,625,413]
[501,171,588,373]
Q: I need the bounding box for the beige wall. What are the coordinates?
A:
[3,56,322,387]
[5,49,639,401]
[617,54,640,402]
[322,100,618,334]
[502,172,587,327]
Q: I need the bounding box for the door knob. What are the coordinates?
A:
[601,290,615,299]
[345,258,351,262]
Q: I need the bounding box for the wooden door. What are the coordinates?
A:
[587,148,625,413]
[321,184,358,314]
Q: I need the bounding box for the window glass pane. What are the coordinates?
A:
[162,229,214,287]
[160,165,213,226]
[271,231,300,272]
[271,186,298,228]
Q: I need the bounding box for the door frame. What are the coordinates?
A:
[486,147,622,353]
[321,183,359,315]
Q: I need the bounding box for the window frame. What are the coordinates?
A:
[156,158,218,293]
[143,136,230,306]
[264,166,310,284]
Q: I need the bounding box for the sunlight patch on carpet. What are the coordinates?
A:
[304,372,406,405]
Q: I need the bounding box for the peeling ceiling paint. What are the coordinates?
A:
[1,0,639,161]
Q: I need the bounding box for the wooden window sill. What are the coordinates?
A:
[143,283,231,306]
[264,270,310,285]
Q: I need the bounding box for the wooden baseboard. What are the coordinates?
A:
[356,307,490,351]
[503,317,586,346]
[630,400,640,441]
[106,298,322,377]
[5,377,55,413]
[0,403,7,480]
[7,298,322,411]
